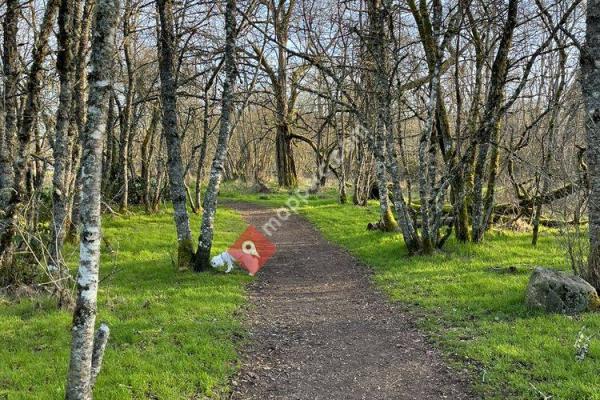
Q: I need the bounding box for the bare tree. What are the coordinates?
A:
[252,0,299,188]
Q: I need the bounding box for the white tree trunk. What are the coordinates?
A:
[195,0,238,271]
[66,0,119,397]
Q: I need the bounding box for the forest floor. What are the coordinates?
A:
[228,201,473,400]
[223,185,600,400]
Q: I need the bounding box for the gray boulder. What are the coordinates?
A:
[525,267,599,314]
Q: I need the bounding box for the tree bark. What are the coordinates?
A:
[0,0,20,270]
[102,94,116,194]
[263,0,298,188]
[66,0,95,242]
[157,0,195,269]
[336,114,347,204]
[369,0,420,251]
[195,0,238,271]
[50,0,76,277]
[65,0,119,396]
[583,0,600,291]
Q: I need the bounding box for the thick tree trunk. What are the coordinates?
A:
[195,0,238,271]
[0,0,20,271]
[65,0,119,397]
[50,0,76,282]
[352,137,371,206]
[583,0,600,291]
[0,0,19,204]
[275,125,298,188]
[418,73,440,254]
[157,0,195,269]
[273,1,297,188]
[371,131,398,232]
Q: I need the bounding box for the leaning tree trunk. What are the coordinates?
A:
[0,0,20,272]
[50,0,76,283]
[471,0,518,243]
[157,0,195,269]
[195,0,238,271]
[583,0,600,291]
[65,0,118,397]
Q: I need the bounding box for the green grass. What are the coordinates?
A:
[222,186,600,400]
[0,207,251,399]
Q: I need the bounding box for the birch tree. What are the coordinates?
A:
[65,0,119,396]
[195,0,238,271]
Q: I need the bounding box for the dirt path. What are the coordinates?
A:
[228,203,474,400]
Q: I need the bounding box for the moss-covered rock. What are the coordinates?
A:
[525,267,600,314]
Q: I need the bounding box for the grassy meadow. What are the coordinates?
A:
[0,207,251,399]
[2,181,599,399]
[222,186,600,400]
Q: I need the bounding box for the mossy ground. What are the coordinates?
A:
[0,207,250,399]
